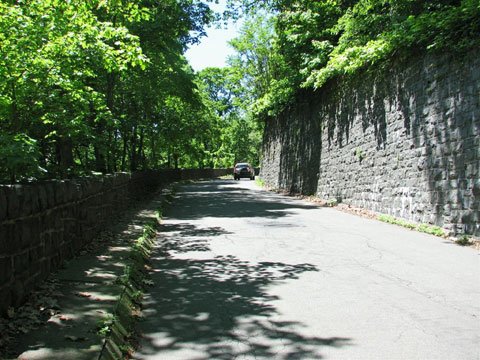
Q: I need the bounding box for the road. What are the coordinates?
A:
[134,179,480,360]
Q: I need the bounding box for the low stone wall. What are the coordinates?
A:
[0,169,229,314]
[261,48,479,236]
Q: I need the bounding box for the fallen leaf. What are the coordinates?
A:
[76,292,92,298]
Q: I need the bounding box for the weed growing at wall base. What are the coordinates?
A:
[378,214,446,237]
[255,178,266,187]
[417,224,446,237]
[455,235,472,246]
[326,199,338,207]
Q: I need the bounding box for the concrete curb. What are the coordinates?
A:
[98,219,159,359]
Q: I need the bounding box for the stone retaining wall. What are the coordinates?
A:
[261,48,479,236]
[0,169,229,314]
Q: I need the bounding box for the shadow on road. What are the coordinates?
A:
[137,181,352,359]
[140,249,351,359]
[166,180,320,220]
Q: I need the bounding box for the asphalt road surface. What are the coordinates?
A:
[134,179,480,360]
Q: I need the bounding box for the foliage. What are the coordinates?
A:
[227,14,296,118]
[305,0,480,89]
[455,235,472,246]
[2,0,478,181]
[255,178,266,187]
[0,0,222,182]
[0,133,44,182]
[378,214,417,229]
[355,148,365,162]
[416,224,447,237]
[326,199,338,207]
[197,65,263,167]
[225,0,480,117]
[378,214,447,237]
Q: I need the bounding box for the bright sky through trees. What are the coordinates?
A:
[185,0,242,71]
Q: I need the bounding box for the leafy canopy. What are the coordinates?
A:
[224,0,480,118]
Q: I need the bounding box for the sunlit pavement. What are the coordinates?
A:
[135,179,480,360]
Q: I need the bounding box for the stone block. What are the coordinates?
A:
[0,188,7,221]
[71,180,83,200]
[103,175,114,189]
[0,223,17,255]
[13,251,29,275]
[0,256,13,287]
[43,233,54,255]
[113,172,130,186]
[20,219,32,250]
[11,273,31,306]
[39,257,50,279]
[472,179,480,195]
[54,180,67,204]
[37,184,48,211]
[5,186,20,220]
[461,212,473,224]
[63,180,76,203]
[21,186,34,216]
[0,284,13,316]
[44,182,56,208]
[0,225,6,254]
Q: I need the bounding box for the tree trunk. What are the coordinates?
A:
[94,145,107,173]
[173,152,179,169]
[130,126,137,172]
[150,128,157,168]
[56,137,74,176]
[121,134,128,171]
[138,127,145,170]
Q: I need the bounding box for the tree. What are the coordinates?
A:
[223,0,479,112]
[0,0,218,182]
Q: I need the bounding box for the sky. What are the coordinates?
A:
[184,1,243,72]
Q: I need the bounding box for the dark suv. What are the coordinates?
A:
[233,163,255,180]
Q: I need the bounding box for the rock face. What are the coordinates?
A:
[0,169,229,315]
[261,49,479,236]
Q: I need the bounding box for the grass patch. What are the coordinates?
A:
[326,199,338,207]
[255,178,265,187]
[378,214,446,237]
[416,224,446,237]
[455,235,472,246]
